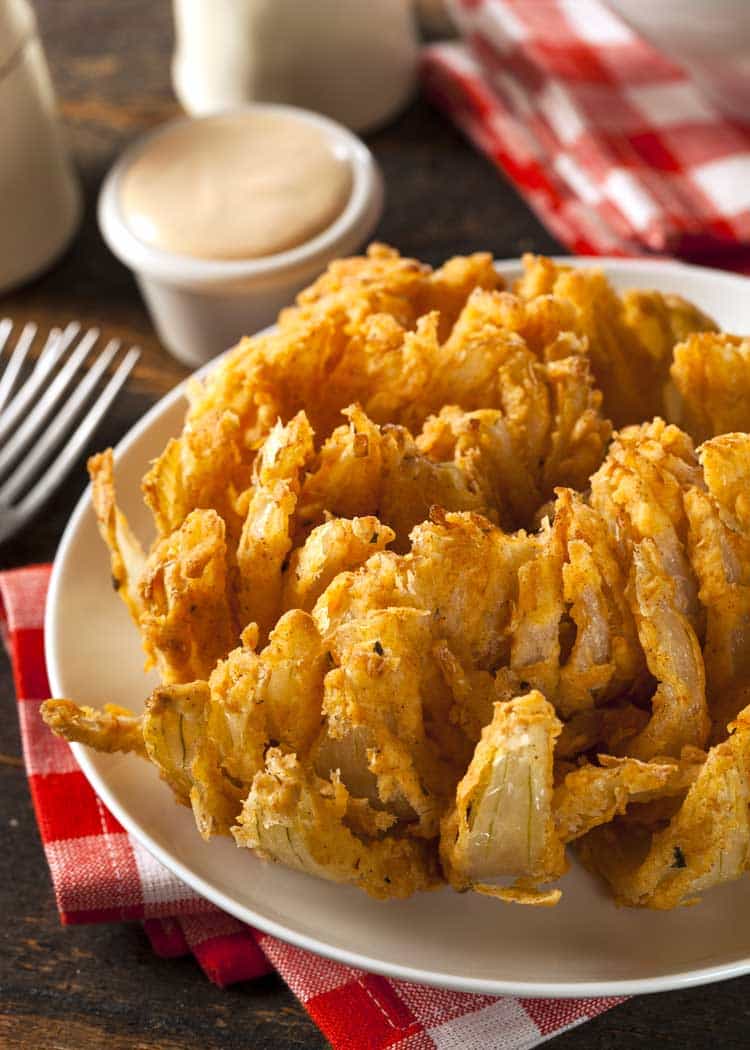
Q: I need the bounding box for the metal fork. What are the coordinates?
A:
[0,320,140,544]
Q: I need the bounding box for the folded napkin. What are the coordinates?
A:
[422,0,750,270]
[1,564,625,1048]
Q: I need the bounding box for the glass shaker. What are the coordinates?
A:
[0,0,81,293]
[171,0,419,133]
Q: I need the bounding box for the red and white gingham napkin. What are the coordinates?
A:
[422,0,750,269]
[1,563,625,1049]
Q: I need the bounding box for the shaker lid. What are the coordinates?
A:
[0,0,36,75]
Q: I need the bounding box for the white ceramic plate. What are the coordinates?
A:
[46,257,750,998]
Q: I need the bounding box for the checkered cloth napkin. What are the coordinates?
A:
[422,0,750,268]
[0,563,626,1048]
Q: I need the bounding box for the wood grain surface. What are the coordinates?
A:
[1,3,749,1048]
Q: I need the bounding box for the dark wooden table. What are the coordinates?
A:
[1,3,749,1047]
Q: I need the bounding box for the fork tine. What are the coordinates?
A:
[0,321,80,443]
[0,338,121,504]
[0,327,100,476]
[0,318,12,353]
[17,347,140,520]
[32,326,63,373]
[0,322,36,415]
[0,326,63,430]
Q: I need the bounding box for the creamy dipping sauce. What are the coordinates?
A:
[119,111,353,260]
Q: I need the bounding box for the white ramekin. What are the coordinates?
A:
[98,104,384,367]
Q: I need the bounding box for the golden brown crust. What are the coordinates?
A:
[667,333,750,443]
[41,699,146,757]
[88,449,145,624]
[42,245,750,910]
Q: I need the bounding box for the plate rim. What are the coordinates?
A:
[46,255,750,998]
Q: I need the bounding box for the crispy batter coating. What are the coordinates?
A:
[686,435,750,740]
[298,405,489,550]
[318,607,469,838]
[45,246,750,910]
[282,516,394,613]
[515,255,716,427]
[235,412,315,638]
[589,420,710,759]
[554,490,645,714]
[141,246,503,535]
[553,753,701,843]
[506,489,644,720]
[42,699,146,757]
[590,418,703,628]
[143,609,328,838]
[233,750,440,899]
[142,249,610,543]
[293,243,501,335]
[556,704,649,759]
[417,406,535,530]
[142,409,250,542]
[88,450,145,624]
[211,611,327,773]
[139,508,237,683]
[698,431,750,534]
[593,420,723,757]
[315,511,541,703]
[623,539,709,760]
[667,333,750,443]
[578,707,750,908]
[416,350,610,532]
[97,383,607,682]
